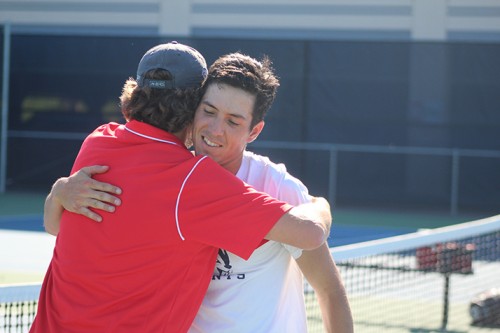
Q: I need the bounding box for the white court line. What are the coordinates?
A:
[0,229,55,273]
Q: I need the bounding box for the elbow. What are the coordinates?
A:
[43,219,59,236]
[44,225,58,236]
[300,226,328,250]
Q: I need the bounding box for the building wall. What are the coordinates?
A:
[1,0,500,42]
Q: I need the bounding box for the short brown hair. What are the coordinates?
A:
[120,69,202,133]
[202,53,279,129]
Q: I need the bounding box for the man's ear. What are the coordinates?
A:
[247,121,265,143]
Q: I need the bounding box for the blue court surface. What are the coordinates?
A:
[0,215,417,247]
[329,223,416,247]
[0,215,46,232]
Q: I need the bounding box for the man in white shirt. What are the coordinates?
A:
[45,53,353,333]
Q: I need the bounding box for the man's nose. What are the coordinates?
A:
[209,118,224,136]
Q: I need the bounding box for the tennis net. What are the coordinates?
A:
[306,214,500,332]
[1,215,499,333]
[0,283,39,333]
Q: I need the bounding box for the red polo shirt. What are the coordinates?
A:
[30,120,292,333]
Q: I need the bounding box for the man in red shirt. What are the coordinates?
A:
[30,42,331,333]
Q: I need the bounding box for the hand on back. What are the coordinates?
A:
[53,165,122,222]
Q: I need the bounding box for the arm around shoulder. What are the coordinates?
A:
[43,165,122,235]
[265,196,332,250]
[43,170,108,235]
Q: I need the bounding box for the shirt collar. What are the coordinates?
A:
[125,120,186,147]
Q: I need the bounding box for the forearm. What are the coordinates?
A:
[297,244,353,333]
[43,178,66,235]
[316,283,353,333]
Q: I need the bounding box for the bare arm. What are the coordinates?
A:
[44,166,122,235]
[296,243,353,333]
[265,196,332,250]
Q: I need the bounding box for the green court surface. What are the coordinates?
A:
[0,192,46,216]
[331,206,487,229]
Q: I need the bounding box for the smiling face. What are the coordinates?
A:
[192,83,264,174]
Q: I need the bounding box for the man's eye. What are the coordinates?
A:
[204,109,215,115]
[228,120,239,126]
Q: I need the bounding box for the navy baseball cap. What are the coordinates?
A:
[136,41,208,89]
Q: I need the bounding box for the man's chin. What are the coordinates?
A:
[194,149,216,160]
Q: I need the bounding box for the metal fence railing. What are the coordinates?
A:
[1,23,11,193]
[252,140,500,215]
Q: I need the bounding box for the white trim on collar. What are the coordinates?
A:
[125,125,181,146]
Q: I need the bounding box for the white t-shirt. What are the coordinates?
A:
[189,151,311,333]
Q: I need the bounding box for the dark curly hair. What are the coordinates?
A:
[201,53,280,129]
[120,69,202,133]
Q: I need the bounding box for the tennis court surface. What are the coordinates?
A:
[1,214,499,332]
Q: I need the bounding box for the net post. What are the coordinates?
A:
[441,272,451,331]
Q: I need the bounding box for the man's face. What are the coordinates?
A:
[192,83,264,174]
